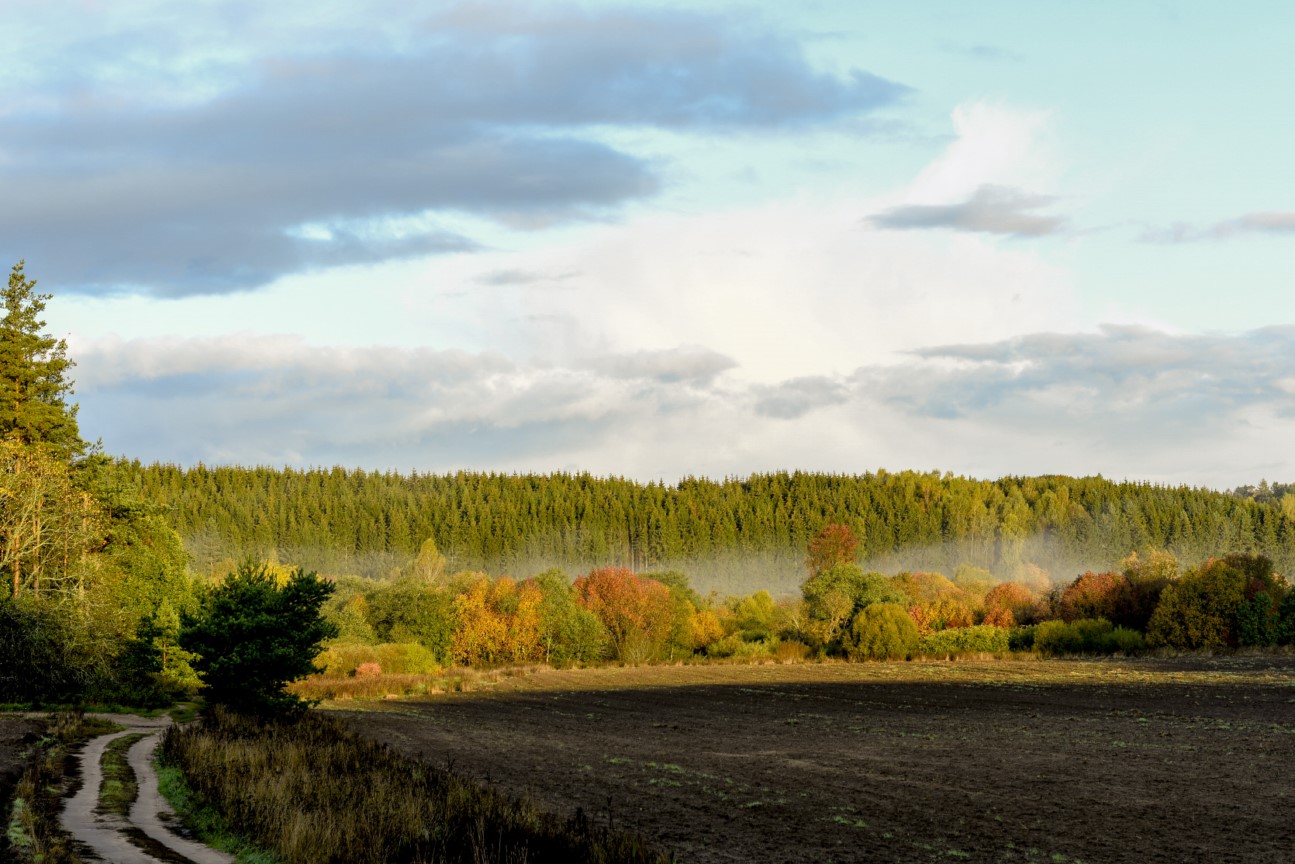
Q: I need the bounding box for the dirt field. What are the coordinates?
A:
[328,657,1295,864]
[0,715,44,808]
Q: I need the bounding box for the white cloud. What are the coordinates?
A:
[71,325,1295,488]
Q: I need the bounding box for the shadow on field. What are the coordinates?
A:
[330,657,1295,864]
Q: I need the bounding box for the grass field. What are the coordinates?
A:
[327,655,1295,864]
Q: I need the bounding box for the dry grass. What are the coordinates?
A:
[161,707,669,864]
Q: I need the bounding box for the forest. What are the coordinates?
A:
[123,460,1295,592]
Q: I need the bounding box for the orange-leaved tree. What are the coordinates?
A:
[806,523,860,577]
[1057,571,1130,622]
[982,582,1037,628]
[572,567,673,661]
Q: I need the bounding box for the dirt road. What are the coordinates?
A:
[60,714,232,864]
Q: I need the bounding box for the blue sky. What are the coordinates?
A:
[6,0,1295,487]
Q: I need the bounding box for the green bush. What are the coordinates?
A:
[1008,626,1035,652]
[916,625,1010,657]
[317,642,441,677]
[706,633,775,659]
[1277,591,1295,646]
[847,603,919,661]
[1034,618,1143,656]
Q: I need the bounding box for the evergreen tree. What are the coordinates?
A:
[0,261,83,453]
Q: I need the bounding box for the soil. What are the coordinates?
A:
[0,715,45,806]
[329,656,1295,864]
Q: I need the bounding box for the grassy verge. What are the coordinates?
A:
[4,713,120,864]
[154,759,281,864]
[162,706,669,864]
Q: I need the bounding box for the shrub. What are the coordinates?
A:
[1008,625,1035,652]
[1057,571,1131,622]
[1277,591,1295,646]
[1146,558,1247,650]
[982,583,1037,628]
[774,640,810,663]
[573,568,674,661]
[1034,618,1144,656]
[354,662,382,678]
[916,625,1010,657]
[847,603,919,661]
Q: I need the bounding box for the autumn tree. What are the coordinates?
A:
[806,523,860,577]
[801,562,905,649]
[1118,550,1178,631]
[572,567,674,661]
[981,582,1038,628]
[1057,571,1131,623]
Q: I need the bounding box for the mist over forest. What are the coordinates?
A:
[120,462,1294,593]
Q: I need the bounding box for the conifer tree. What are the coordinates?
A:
[1,261,83,453]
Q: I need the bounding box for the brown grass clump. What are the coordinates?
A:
[161,707,668,864]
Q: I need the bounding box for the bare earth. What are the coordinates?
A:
[329,656,1295,864]
[0,715,44,809]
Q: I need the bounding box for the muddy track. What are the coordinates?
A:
[60,715,232,864]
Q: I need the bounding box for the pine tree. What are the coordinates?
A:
[0,261,83,453]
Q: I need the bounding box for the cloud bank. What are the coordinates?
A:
[0,3,906,298]
[72,325,1295,488]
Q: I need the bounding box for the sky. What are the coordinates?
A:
[5,0,1295,489]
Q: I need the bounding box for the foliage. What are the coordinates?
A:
[1057,571,1131,623]
[729,590,779,642]
[1034,618,1144,656]
[982,582,1038,628]
[573,567,673,661]
[0,261,82,453]
[181,561,339,716]
[114,463,1295,582]
[805,523,860,576]
[1117,550,1179,630]
[531,569,611,665]
[0,598,90,702]
[316,642,441,678]
[1277,590,1295,646]
[1145,557,1253,650]
[0,440,102,601]
[892,571,979,635]
[451,575,543,666]
[802,562,906,650]
[847,602,919,661]
[915,625,1010,657]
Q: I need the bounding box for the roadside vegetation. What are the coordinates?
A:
[161,707,667,864]
[4,713,119,864]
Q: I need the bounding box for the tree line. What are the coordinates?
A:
[119,461,1295,584]
[306,527,1295,684]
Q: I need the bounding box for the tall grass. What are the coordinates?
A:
[161,707,669,864]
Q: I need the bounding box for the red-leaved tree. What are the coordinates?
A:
[573,567,674,660]
[806,523,860,577]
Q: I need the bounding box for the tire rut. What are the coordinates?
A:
[59,716,233,864]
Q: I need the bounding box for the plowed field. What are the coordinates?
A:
[329,657,1295,864]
